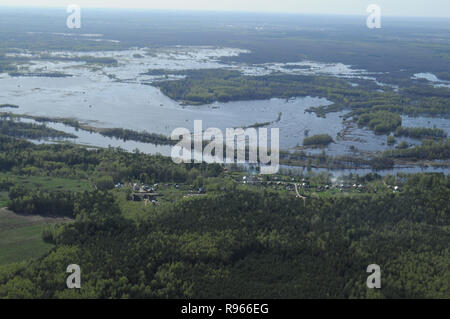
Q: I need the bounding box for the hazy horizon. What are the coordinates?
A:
[0,0,449,18]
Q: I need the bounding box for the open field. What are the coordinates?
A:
[0,174,88,265]
[0,173,92,193]
[0,208,70,265]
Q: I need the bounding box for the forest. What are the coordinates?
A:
[154,69,450,122]
[0,133,448,299]
[0,173,448,298]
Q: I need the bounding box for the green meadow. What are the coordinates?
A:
[0,174,88,265]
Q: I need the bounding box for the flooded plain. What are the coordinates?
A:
[0,46,352,148]
[1,46,449,174]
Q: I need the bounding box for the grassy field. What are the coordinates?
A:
[0,173,92,193]
[0,174,87,265]
[0,208,70,265]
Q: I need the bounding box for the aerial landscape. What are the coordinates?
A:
[0,1,448,300]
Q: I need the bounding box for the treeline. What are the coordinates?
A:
[0,114,83,129]
[1,114,176,146]
[394,126,447,139]
[383,139,450,160]
[0,119,77,139]
[8,187,118,220]
[303,134,334,146]
[98,128,176,145]
[8,187,76,218]
[0,104,19,109]
[38,54,118,66]
[0,173,448,298]
[8,72,72,78]
[0,134,222,184]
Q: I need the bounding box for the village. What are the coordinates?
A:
[115,181,207,206]
[115,170,403,206]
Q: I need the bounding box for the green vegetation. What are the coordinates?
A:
[397,141,410,150]
[387,135,396,146]
[356,111,402,134]
[383,139,450,160]
[0,113,177,146]
[0,209,59,265]
[0,192,8,207]
[0,12,449,298]
[394,126,447,139]
[0,132,221,267]
[8,188,76,218]
[97,128,176,146]
[0,172,448,298]
[0,133,222,186]
[0,173,77,266]
[0,119,76,140]
[303,134,334,147]
[242,112,282,129]
[153,69,450,123]
[0,133,447,298]
[155,69,354,106]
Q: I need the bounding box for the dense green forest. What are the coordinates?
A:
[0,134,448,298]
[0,174,448,298]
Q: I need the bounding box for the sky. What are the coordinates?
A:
[0,0,449,18]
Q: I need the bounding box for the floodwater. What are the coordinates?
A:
[412,73,450,88]
[280,165,450,177]
[1,46,449,175]
[0,46,348,149]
